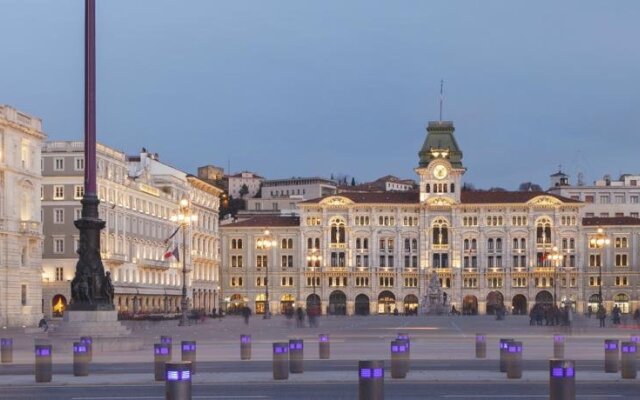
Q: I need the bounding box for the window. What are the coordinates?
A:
[53,238,65,254]
[75,157,85,171]
[21,285,27,306]
[231,255,243,268]
[486,216,504,226]
[256,255,267,268]
[600,195,610,204]
[404,277,418,287]
[462,216,478,227]
[355,277,369,287]
[379,277,394,287]
[354,216,370,226]
[230,277,244,287]
[463,278,478,288]
[330,218,346,245]
[231,238,243,249]
[630,196,639,204]
[281,238,294,249]
[53,185,64,200]
[585,195,594,203]
[74,185,84,200]
[55,267,64,281]
[589,254,601,267]
[615,276,629,286]
[615,237,629,248]
[330,252,345,267]
[53,209,64,224]
[432,253,449,268]
[512,277,527,287]
[432,218,449,246]
[307,237,321,250]
[281,255,294,268]
[589,276,601,287]
[53,157,64,171]
[536,218,552,244]
[615,254,628,267]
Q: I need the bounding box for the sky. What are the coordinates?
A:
[2,1,640,190]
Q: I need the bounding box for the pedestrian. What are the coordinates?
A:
[529,306,535,326]
[633,308,640,327]
[242,306,251,325]
[597,306,606,328]
[587,305,592,318]
[38,317,49,332]
[296,307,305,328]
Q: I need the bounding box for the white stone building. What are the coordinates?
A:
[227,171,263,200]
[0,105,45,327]
[245,177,336,214]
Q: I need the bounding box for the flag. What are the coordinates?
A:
[164,226,181,245]
[164,246,180,262]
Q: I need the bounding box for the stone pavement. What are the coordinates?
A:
[1,314,638,386]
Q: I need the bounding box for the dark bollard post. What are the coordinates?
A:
[620,341,637,379]
[631,335,640,360]
[390,340,409,379]
[604,339,620,373]
[154,343,171,381]
[553,335,565,359]
[475,334,486,359]
[80,336,93,362]
[506,341,523,379]
[499,338,514,372]
[1,338,13,363]
[181,341,196,374]
[358,360,384,400]
[73,342,90,376]
[319,334,330,359]
[35,344,52,383]
[396,333,410,370]
[161,336,172,358]
[549,359,576,400]
[289,339,304,374]
[273,342,289,380]
[165,361,192,400]
[240,335,252,360]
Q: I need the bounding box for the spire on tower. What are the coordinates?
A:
[439,79,444,121]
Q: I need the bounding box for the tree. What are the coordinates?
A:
[518,182,543,192]
[351,177,356,186]
[239,184,249,198]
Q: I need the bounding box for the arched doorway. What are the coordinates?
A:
[306,293,321,313]
[328,290,347,315]
[229,294,246,314]
[404,294,419,315]
[614,293,630,314]
[280,294,295,314]
[378,291,396,314]
[535,290,553,305]
[463,295,478,315]
[51,294,67,317]
[355,294,370,316]
[588,294,601,314]
[254,294,266,314]
[512,294,527,315]
[486,291,504,315]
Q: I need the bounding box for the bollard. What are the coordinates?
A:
[289,339,304,374]
[604,339,620,373]
[181,341,196,375]
[358,360,384,400]
[475,334,486,359]
[319,334,330,360]
[553,335,565,359]
[390,340,409,379]
[165,361,192,400]
[80,336,93,362]
[506,341,523,379]
[499,338,514,373]
[240,335,252,360]
[273,342,289,380]
[161,336,173,357]
[35,344,52,383]
[631,335,640,361]
[549,359,576,400]
[73,342,90,376]
[396,333,411,370]
[154,343,172,381]
[1,338,13,363]
[620,341,637,379]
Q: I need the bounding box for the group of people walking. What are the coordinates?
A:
[529,303,572,326]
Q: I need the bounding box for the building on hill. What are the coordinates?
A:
[340,175,416,193]
[244,177,336,215]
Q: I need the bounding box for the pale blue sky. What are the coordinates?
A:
[2,1,639,189]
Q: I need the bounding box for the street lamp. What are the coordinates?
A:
[549,246,563,307]
[257,229,277,319]
[589,228,610,309]
[306,249,322,312]
[170,197,198,326]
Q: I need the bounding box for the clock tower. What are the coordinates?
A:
[415,120,465,204]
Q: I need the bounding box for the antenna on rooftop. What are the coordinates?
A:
[439,79,444,121]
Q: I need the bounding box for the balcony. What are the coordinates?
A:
[140,258,170,270]
[19,220,40,235]
[103,252,127,264]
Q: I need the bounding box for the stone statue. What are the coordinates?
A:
[422,271,448,315]
[103,271,114,303]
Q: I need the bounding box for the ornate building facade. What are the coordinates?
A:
[221,120,640,316]
[0,105,45,327]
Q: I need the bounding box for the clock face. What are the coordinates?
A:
[433,164,448,180]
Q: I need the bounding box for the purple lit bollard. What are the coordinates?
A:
[181,341,196,374]
[80,336,93,362]
[620,341,637,379]
[73,342,90,376]
[358,360,384,400]
[553,335,565,359]
[161,336,173,357]
[631,335,639,361]
[154,343,171,381]
[475,334,486,359]
[240,335,251,360]
[289,339,304,374]
[396,333,411,369]
[506,341,523,379]
[165,361,192,400]
[549,359,576,400]
[319,334,330,359]
[1,338,13,363]
[499,338,514,372]
[390,340,409,379]
[604,339,619,373]
[35,344,52,383]
[273,342,289,380]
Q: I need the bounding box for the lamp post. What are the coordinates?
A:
[306,250,322,313]
[257,229,277,319]
[171,197,197,327]
[589,228,610,309]
[549,246,563,307]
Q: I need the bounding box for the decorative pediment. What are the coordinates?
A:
[425,196,456,207]
[319,196,355,207]
[527,195,562,207]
